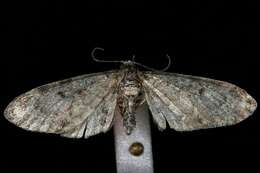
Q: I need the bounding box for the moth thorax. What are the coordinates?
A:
[123,86,140,96]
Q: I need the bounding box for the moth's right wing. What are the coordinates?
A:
[139,71,257,131]
[4,71,123,138]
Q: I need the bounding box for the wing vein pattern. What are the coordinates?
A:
[139,71,257,131]
[4,71,122,138]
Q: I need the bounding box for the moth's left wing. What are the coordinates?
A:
[4,71,122,138]
[139,71,257,131]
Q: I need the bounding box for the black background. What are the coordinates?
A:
[1,1,259,173]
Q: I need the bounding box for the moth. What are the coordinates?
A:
[4,49,257,138]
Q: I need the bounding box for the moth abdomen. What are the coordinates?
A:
[122,112,136,135]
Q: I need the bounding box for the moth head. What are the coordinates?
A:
[120,60,137,71]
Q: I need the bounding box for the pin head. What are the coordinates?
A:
[129,142,144,156]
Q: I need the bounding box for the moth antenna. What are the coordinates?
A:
[132,54,172,72]
[161,54,172,71]
[91,47,123,63]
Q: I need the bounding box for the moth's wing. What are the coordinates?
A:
[139,71,257,131]
[4,71,123,138]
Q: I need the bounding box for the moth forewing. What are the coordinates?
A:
[139,71,257,131]
[4,71,122,138]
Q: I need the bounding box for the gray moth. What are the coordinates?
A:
[4,61,257,138]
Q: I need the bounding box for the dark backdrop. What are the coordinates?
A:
[1,1,259,173]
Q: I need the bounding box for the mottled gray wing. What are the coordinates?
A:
[139,71,257,131]
[4,71,122,138]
